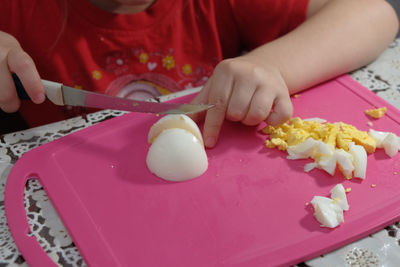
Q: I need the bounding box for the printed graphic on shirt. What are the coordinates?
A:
[92,47,216,101]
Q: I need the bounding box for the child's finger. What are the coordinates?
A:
[7,48,44,104]
[242,86,274,126]
[226,79,256,122]
[0,62,20,112]
[265,94,293,126]
[202,77,233,148]
[189,82,211,123]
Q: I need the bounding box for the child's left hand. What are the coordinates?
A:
[190,56,293,148]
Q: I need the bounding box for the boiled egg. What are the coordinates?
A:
[310,184,349,228]
[146,114,208,182]
[148,114,203,145]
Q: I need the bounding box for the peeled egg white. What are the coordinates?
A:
[287,138,319,160]
[310,196,344,228]
[148,114,203,145]
[348,142,367,179]
[315,141,335,156]
[335,149,354,178]
[303,142,337,176]
[330,184,349,211]
[369,129,400,157]
[369,129,388,148]
[382,133,400,158]
[310,184,349,228]
[146,128,208,181]
[317,154,337,176]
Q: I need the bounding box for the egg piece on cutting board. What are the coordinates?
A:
[369,129,400,158]
[311,184,349,228]
[146,114,208,182]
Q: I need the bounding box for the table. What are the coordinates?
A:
[1,38,400,267]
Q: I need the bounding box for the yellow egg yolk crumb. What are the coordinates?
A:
[365,107,387,119]
[262,117,376,153]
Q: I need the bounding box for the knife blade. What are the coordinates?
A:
[13,74,213,115]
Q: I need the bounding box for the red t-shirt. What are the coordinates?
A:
[0,0,309,127]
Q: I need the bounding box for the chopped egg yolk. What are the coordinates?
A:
[365,107,387,119]
[263,117,399,179]
[263,117,376,154]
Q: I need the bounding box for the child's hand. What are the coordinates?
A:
[0,31,44,112]
[191,56,293,148]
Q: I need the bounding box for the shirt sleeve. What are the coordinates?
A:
[224,0,310,50]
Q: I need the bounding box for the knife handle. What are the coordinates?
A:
[13,73,30,100]
[13,73,65,106]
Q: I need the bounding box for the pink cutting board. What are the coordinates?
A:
[5,75,400,267]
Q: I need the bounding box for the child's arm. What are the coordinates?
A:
[192,0,399,148]
[0,31,45,113]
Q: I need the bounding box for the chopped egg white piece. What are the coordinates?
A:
[330,184,349,211]
[146,114,208,182]
[315,141,335,156]
[317,154,337,176]
[311,184,349,228]
[311,196,344,228]
[369,129,400,157]
[382,133,400,158]
[335,149,354,179]
[348,142,367,179]
[304,162,318,173]
[302,118,327,123]
[287,138,319,160]
[369,129,388,148]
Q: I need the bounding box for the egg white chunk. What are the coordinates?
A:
[317,154,337,176]
[335,149,354,178]
[287,138,319,160]
[330,184,349,211]
[302,118,327,123]
[382,133,400,158]
[310,196,344,228]
[146,128,208,181]
[369,129,400,157]
[311,184,349,228]
[369,129,388,148]
[304,162,318,172]
[348,142,367,179]
[315,141,335,156]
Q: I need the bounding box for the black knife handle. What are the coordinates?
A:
[12,73,30,100]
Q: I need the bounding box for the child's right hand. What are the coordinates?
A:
[0,31,44,113]
[190,56,293,148]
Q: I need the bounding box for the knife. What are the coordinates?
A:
[13,74,213,115]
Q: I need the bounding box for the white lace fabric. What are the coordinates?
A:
[1,39,400,266]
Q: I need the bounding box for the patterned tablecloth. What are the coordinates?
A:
[1,39,400,267]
